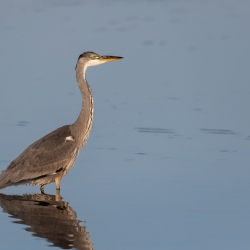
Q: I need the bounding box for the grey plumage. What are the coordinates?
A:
[0,51,122,192]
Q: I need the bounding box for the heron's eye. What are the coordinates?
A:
[90,55,99,60]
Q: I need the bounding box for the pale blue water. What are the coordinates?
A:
[0,0,250,249]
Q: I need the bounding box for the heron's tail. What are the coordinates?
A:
[0,169,12,190]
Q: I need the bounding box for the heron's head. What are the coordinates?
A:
[75,51,122,70]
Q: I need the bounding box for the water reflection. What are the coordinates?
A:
[0,193,94,250]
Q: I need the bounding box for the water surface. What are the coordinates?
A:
[0,0,250,249]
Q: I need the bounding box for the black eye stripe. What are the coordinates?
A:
[78,54,84,59]
[78,52,100,61]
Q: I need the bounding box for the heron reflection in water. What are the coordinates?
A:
[0,52,122,193]
[0,193,94,250]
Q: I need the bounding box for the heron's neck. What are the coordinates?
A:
[71,69,94,146]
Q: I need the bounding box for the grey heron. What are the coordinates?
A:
[0,51,122,193]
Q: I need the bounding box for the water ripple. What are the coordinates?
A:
[201,129,236,135]
[136,127,174,134]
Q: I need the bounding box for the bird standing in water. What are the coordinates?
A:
[0,51,122,193]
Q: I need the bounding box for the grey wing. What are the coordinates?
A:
[4,125,77,184]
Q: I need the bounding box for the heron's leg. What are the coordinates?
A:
[40,185,45,194]
[55,177,61,191]
[55,189,61,201]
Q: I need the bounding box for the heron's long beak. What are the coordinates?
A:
[99,55,123,62]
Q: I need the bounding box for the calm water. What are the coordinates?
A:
[0,0,250,249]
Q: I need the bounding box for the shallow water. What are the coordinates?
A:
[0,0,250,249]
